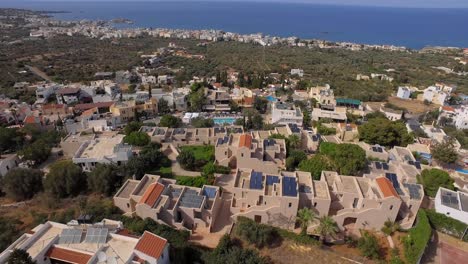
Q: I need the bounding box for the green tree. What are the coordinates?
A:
[431,139,459,164]
[2,168,43,201]
[359,118,413,147]
[253,97,268,114]
[286,150,307,171]
[191,117,214,128]
[7,249,36,264]
[125,143,170,179]
[87,164,122,196]
[298,155,331,180]
[0,127,23,155]
[381,219,400,236]
[177,149,196,171]
[288,134,301,150]
[44,160,86,198]
[188,88,206,112]
[124,131,150,146]
[18,139,51,165]
[316,216,339,243]
[204,234,267,264]
[157,98,171,114]
[123,121,143,135]
[357,231,381,259]
[332,144,366,175]
[419,168,454,197]
[159,115,182,128]
[296,208,315,235]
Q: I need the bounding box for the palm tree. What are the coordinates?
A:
[296,208,315,235]
[316,216,339,243]
[288,134,301,150]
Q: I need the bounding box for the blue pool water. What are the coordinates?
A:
[456,168,468,174]
[266,95,278,102]
[213,117,236,125]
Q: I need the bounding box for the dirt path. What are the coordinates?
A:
[25,65,53,82]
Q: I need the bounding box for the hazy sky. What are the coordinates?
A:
[21,0,468,8]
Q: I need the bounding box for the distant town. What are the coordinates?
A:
[0,7,467,264]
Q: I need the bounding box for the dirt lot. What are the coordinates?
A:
[262,240,369,264]
[365,96,438,115]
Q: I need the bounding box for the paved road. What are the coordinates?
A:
[25,65,52,82]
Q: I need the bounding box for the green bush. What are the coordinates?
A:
[235,216,278,248]
[175,176,208,188]
[357,231,381,259]
[403,210,432,264]
[425,209,468,241]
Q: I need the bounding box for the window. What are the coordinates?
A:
[288,202,292,208]
[241,153,244,157]
[390,205,393,210]
[126,203,130,208]
[313,202,317,207]
[352,198,359,208]
[408,205,412,210]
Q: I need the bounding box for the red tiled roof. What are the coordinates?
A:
[43,104,65,110]
[23,115,42,124]
[213,82,222,88]
[46,246,92,264]
[135,231,167,259]
[81,107,97,117]
[57,87,81,95]
[442,106,455,112]
[243,97,254,105]
[238,134,252,148]
[139,183,164,207]
[116,229,139,238]
[376,177,399,198]
[74,102,114,111]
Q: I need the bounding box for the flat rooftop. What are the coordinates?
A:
[76,135,126,159]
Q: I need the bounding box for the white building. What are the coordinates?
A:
[423,85,450,105]
[435,187,468,224]
[396,86,411,99]
[454,106,468,129]
[72,134,133,171]
[0,219,170,264]
[380,107,403,121]
[290,68,304,77]
[271,102,303,126]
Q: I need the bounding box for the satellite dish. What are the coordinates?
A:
[97,252,107,262]
[107,256,117,264]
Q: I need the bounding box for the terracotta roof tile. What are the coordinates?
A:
[376,177,399,198]
[239,134,252,148]
[75,102,114,111]
[57,87,81,95]
[42,104,65,110]
[139,183,164,207]
[442,106,455,112]
[46,246,92,264]
[135,231,167,260]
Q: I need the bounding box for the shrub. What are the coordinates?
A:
[235,216,278,248]
[419,169,454,197]
[175,176,207,188]
[403,210,431,264]
[2,168,43,201]
[425,209,467,241]
[357,231,381,259]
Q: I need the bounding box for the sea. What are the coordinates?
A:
[2,1,468,49]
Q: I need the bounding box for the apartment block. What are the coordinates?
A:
[72,134,133,171]
[308,84,336,106]
[0,219,170,264]
[215,133,286,174]
[271,101,303,126]
[114,174,222,232]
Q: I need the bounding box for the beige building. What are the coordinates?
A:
[0,219,170,264]
[110,101,135,123]
[215,133,286,174]
[114,174,222,232]
[308,84,336,106]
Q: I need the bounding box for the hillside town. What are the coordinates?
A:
[0,7,468,264]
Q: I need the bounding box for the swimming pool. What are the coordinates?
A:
[456,168,468,174]
[213,117,237,125]
[266,95,277,102]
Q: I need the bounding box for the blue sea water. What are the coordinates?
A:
[2,1,468,49]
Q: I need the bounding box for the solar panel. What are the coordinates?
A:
[403,183,421,200]
[84,228,108,244]
[250,171,263,190]
[414,161,421,170]
[203,187,217,199]
[299,184,311,193]
[382,163,389,170]
[375,162,382,170]
[179,189,205,208]
[266,175,279,185]
[282,177,297,197]
[385,173,403,195]
[59,229,83,244]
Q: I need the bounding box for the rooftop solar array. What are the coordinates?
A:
[441,190,459,210]
[203,187,217,199]
[229,127,243,134]
[217,136,229,145]
[84,228,108,244]
[282,177,298,197]
[173,128,186,135]
[179,189,204,208]
[171,187,182,198]
[214,127,226,134]
[403,183,422,200]
[266,175,280,186]
[385,173,404,195]
[250,171,263,190]
[59,229,83,244]
[264,139,277,149]
[408,160,422,170]
[288,124,301,133]
[154,128,166,135]
[375,162,389,170]
[372,146,383,153]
